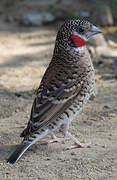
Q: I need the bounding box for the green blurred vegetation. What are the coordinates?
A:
[112,0,117,14]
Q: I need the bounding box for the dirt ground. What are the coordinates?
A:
[0,19,117,180]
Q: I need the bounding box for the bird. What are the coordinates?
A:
[7,19,101,164]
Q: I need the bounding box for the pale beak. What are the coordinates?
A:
[87,24,102,39]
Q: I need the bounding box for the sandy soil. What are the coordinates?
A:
[0,20,117,180]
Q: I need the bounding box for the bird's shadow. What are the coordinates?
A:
[0,141,63,163]
[0,144,15,161]
[0,143,47,162]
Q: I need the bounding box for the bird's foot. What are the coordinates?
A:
[65,132,91,150]
[47,137,70,144]
[65,142,91,150]
[47,133,69,144]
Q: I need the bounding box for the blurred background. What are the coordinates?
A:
[0,1,117,179]
[0,0,117,89]
[0,0,117,94]
[0,0,117,25]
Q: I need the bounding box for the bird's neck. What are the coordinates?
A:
[74,45,86,55]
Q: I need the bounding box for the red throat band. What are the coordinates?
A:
[70,34,86,47]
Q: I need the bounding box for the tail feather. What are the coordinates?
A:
[7,143,31,164]
[7,129,49,164]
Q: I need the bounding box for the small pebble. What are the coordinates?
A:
[91,160,96,163]
[101,83,107,88]
[103,105,110,109]
[108,113,116,118]
[71,152,76,156]
[14,92,22,97]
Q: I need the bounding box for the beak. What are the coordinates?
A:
[87,24,102,39]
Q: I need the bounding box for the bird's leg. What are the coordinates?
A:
[65,132,91,150]
[48,124,70,144]
[47,132,69,144]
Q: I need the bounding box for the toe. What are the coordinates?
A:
[65,142,91,150]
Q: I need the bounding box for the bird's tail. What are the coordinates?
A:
[7,142,32,164]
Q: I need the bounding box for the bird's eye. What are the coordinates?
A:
[79,26,85,33]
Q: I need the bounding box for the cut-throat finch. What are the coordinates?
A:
[7,19,101,164]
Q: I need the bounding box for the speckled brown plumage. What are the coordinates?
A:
[7,19,101,164]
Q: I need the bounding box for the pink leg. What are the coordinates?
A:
[65,132,91,150]
[47,133,70,144]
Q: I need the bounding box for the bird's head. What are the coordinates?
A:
[55,19,102,54]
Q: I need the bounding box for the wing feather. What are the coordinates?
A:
[20,59,85,137]
[21,80,82,137]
